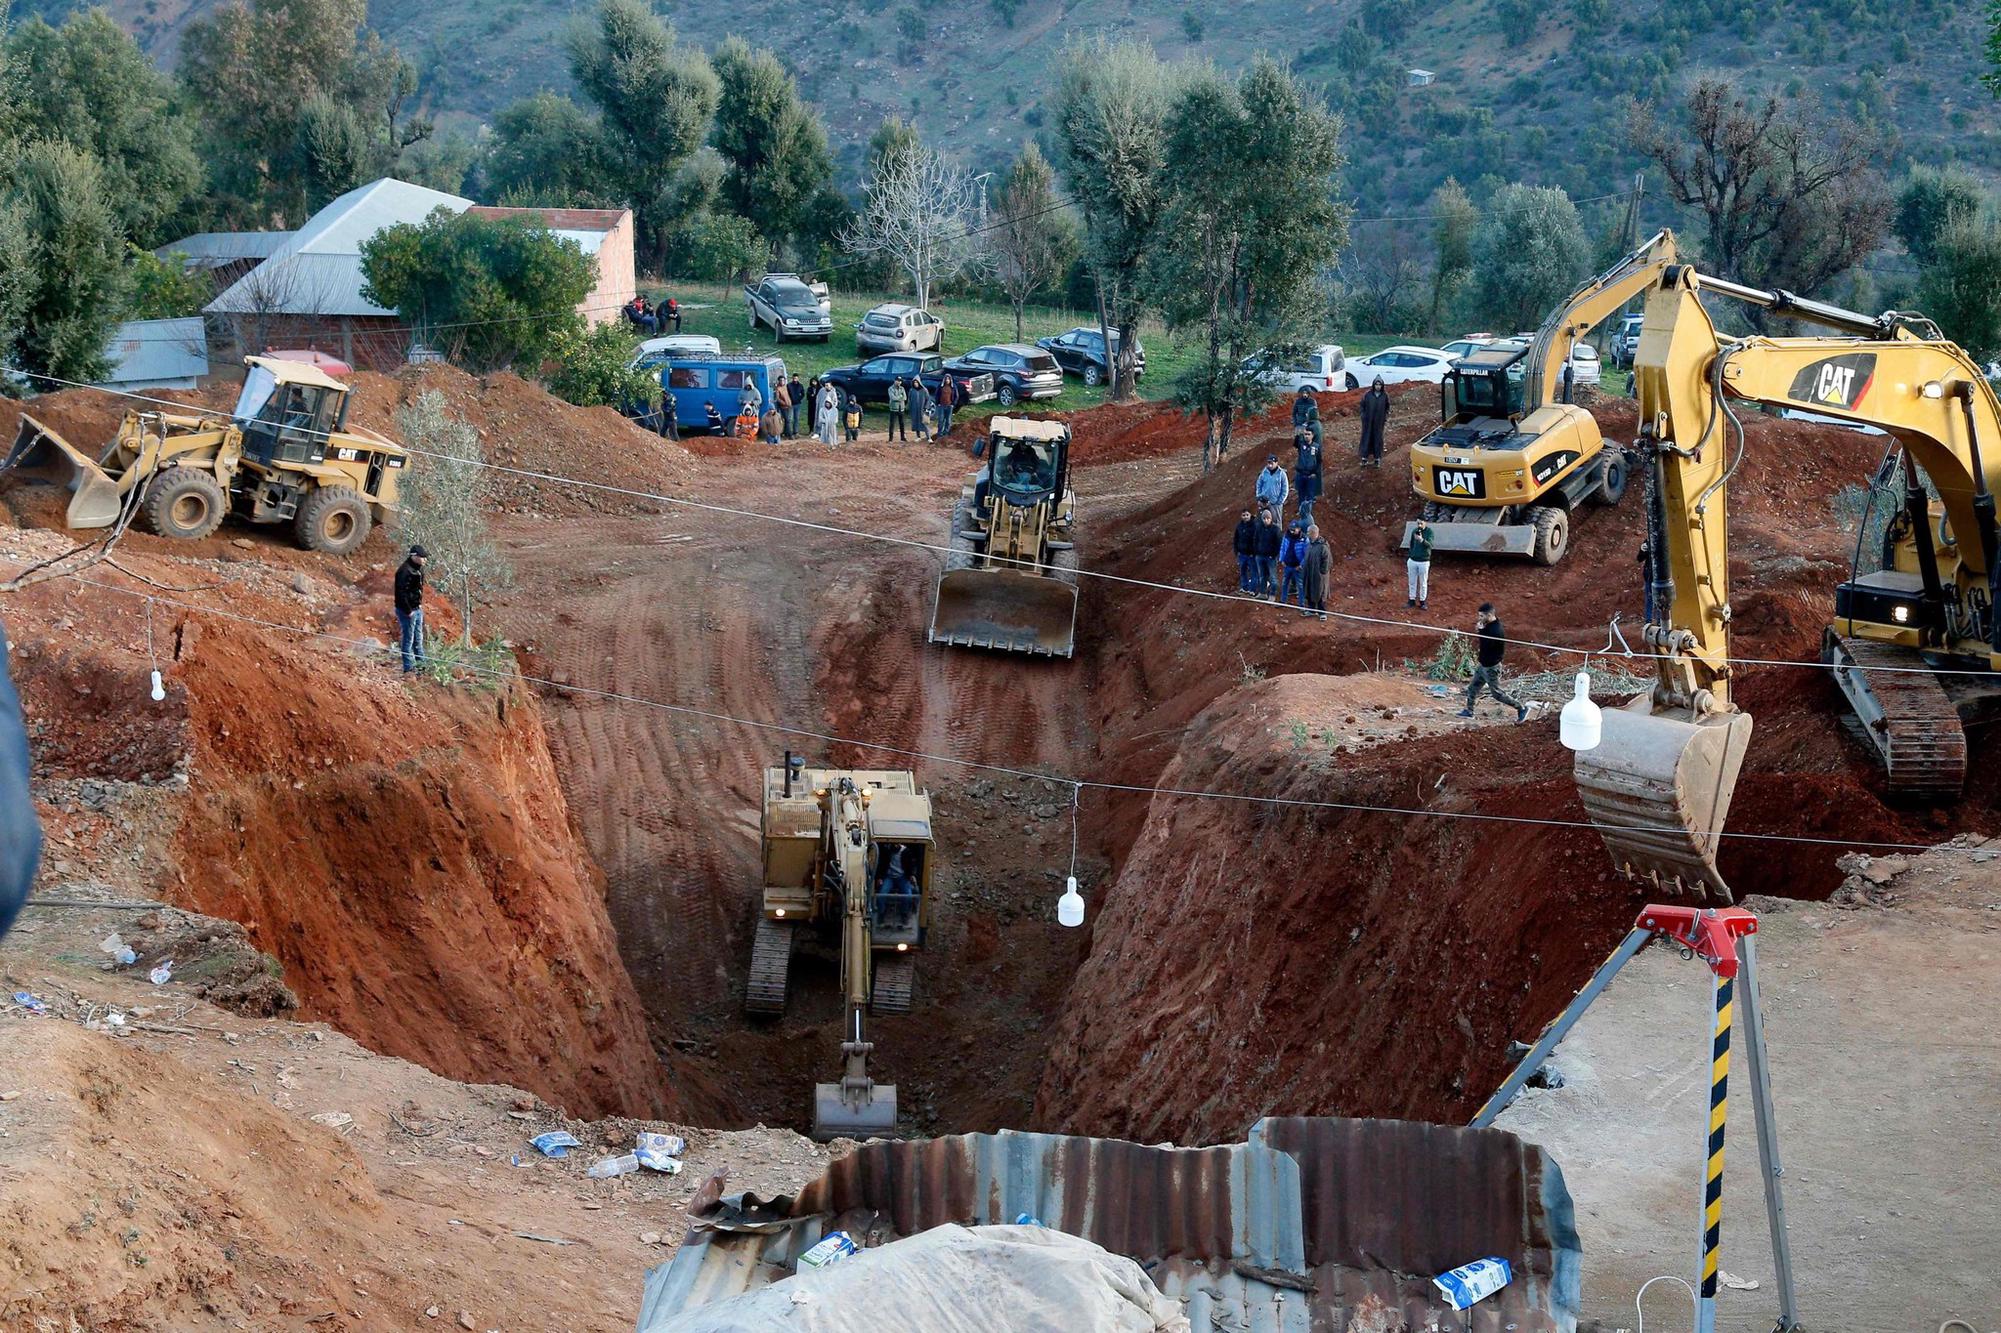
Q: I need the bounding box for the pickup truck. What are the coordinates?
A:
[744,274,832,342]
[816,353,995,408]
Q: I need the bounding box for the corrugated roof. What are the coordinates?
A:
[156,231,293,267]
[99,318,208,388]
[639,1117,1581,1332]
[466,205,630,232]
[206,178,473,317]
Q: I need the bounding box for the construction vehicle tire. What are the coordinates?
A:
[143,467,227,541]
[1530,506,1570,566]
[1420,501,1452,524]
[1592,452,1628,506]
[295,485,372,556]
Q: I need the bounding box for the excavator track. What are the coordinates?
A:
[745,916,794,1015]
[1823,632,1967,800]
[870,953,916,1015]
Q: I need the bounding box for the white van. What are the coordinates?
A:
[630,334,722,373]
[1244,344,1347,392]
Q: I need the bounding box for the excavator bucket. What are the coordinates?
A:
[929,567,1078,658]
[811,1077,899,1142]
[3,415,125,529]
[1573,697,1753,904]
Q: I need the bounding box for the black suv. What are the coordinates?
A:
[941,344,1065,407]
[1034,326,1145,386]
[815,353,995,407]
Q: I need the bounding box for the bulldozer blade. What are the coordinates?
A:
[1573,697,1753,904]
[929,568,1078,658]
[3,415,125,529]
[1401,519,1537,557]
[810,1080,899,1142]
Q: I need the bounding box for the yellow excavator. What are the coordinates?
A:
[930,416,1079,657]
[1573,246,2001,901]
[1404,234,1691,564]
[2,357,404,556]
[745,753,936,1140]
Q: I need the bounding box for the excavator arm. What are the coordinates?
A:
[811,779,899,1139]
[1522,231,1683,410]
[1575,256,2001,900]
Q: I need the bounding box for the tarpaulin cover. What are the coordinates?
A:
[648,1223,1190,1333]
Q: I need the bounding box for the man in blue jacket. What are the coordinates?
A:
[1254,455,1289,522]
[0,617,42,942]
[1278,521,1308,607]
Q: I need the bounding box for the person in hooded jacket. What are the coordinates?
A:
[1301,523,1331,619]
[1293,428,1324,524]
[1278,521,1309,607]
[1252,508,1283,598]
[1358,377,1389,465]
[1231,507,1258,592]
[1254,455,1289,520]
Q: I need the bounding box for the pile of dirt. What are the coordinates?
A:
[1041,384,1377,467]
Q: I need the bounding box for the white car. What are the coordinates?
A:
[629,334,722,372]
[1244,344,1347,393]
[1346,345,1455,388]
[1564,342,1601,387]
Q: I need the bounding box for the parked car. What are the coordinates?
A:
[1243,344,1347,393]
[744,274,832,341]
[1035,327,1145,386]
[941,344,1064,407]
[1610,313,1645,368]
[659,353,788,432]
[816,353,996,408]
[629,334,722,373]
[856,303,944,354]
[1345,345,1455,388]
[1439,336,1499,364]
[1563,342,1601,388]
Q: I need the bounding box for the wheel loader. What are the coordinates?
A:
[744,753,936,1140]
[1401,235,1690,565]
[1567,237,2001,903]
[930,416,1079,658]
[2,356,405,556]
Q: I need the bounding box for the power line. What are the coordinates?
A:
[5,554,1985,861]
[11,369,1994,679]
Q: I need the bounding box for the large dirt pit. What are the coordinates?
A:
[7,371,1990,1149]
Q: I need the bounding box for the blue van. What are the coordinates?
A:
[661,353,787,432]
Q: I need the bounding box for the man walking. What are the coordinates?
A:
[1255,454,1289,523]
[1252,508,1282,599]
[1278,520,1308,608]
[1407,518,1433,610]
[1293,428,1323,525]
[1460,602,1527,723]
[934,373,958,439]
[1232,507,1258,593]
[911,377,934,443]
[887,377,909,442]
[1358,376,1389,466]
[394,545,428,675]
[1301,523,1331,619]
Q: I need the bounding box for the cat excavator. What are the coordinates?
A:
[744,754,936,1140]
[1572,247,2001,901]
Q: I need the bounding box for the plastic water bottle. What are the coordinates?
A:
[585,1153,640,1179]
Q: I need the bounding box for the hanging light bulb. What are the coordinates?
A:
[1057,875,1085,928]
[1560,670,1601,752]
[149,669,166,702]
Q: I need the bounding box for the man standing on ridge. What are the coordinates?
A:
[1358,376,1389,466]
[394,545,428,675]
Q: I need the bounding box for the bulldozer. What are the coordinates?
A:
[2,356,405,556]
[744,753,936,1140]
[930,416,1079,657]
[1569,241,2001,902]
[1402,235,1692,565]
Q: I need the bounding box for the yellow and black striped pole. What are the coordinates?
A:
[1697,970,1734,1333]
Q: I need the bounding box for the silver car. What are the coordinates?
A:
[856,303,944,354]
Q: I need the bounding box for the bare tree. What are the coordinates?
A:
[393,392,511,645]
[1339,226,1426,335]
[1631,81,1889,313]
[840,141,992,310]
[989,143,1068,341]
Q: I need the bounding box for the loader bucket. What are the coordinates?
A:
[929,568,1078,658]
[811,1079,899,1142]
[3,415,125,529]
[1573,697,1753,904]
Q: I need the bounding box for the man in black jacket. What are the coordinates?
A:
[1232,508,1258,592]
[1252,508,1283,599]
[394,545,428,675]
[0,616,41,943]
[1293,429,1324,524]
[1459,602,1527,722]
[1358,377,1389,466]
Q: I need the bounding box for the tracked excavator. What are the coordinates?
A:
[930,416,1079,657]
[1403,234,1692,565]
[745,754,935,1140]
[1573,247,2001,901]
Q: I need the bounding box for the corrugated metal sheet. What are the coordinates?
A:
[207,178,472,317]
[639,1117,1580,1332]
[156,231,292,267]
[99,319,208,389]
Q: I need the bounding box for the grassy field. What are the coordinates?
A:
[634,281,1408,422]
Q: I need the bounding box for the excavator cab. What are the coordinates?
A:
[233,357,350,468]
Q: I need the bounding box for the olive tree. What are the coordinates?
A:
[393,392,511,646]
[1466,183,1591,333]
